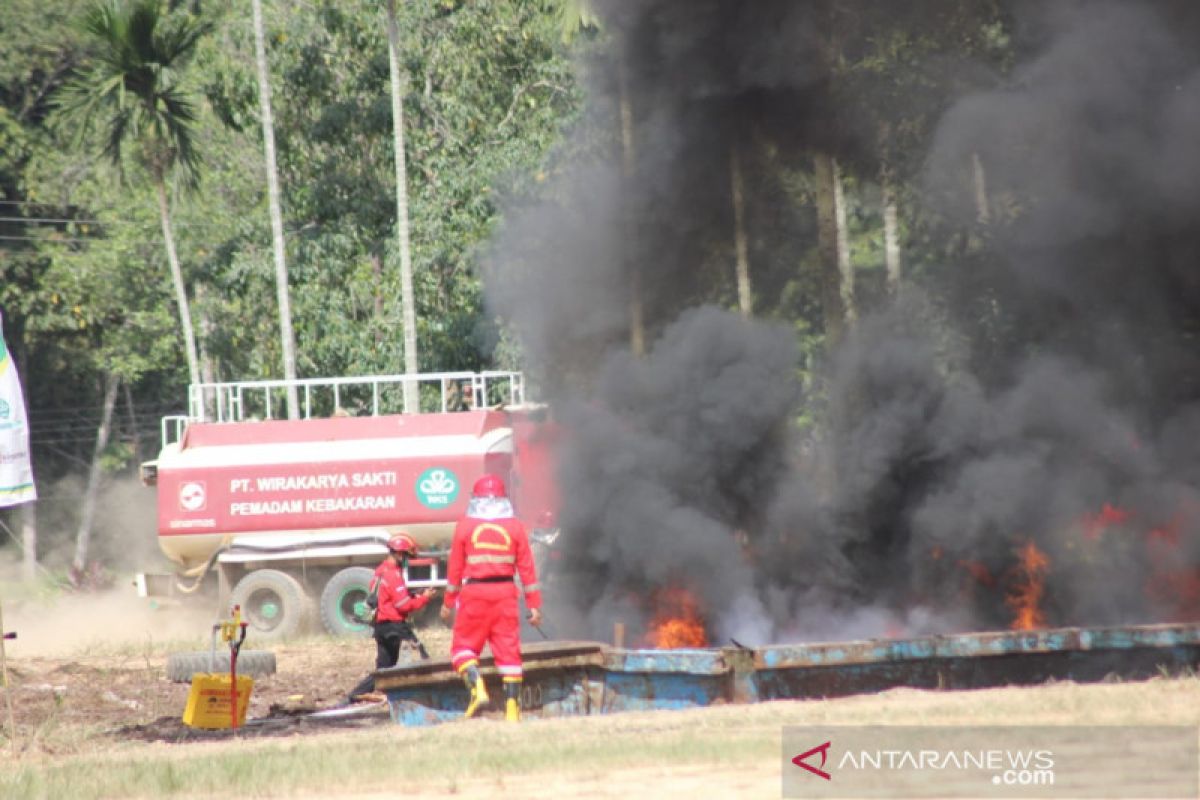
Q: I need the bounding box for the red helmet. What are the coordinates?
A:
[387,533,417,555]
[471,474,507,498]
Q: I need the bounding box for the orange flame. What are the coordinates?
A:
[957,559,997,588]
[645,587,708,649]
[1146,569,1200,623]
[1075,500,1200,623]
[1006,541,1049,630]
[1145,512,1199,621]
[1082,503,1130,540]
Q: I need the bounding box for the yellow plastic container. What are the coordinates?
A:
[182,674,254,729]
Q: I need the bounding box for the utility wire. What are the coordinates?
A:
[0,214,208,230]
[0,216,111,225]
[0,234,104,244]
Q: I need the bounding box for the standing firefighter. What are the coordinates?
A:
[440,473,543,721]
[346,532,436,703]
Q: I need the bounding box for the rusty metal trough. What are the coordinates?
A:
[373,621,1200,726]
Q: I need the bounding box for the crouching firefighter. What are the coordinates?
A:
[346,532,437,703]
[440,474,543,722]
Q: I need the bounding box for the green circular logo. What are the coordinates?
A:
[416,467,459,509]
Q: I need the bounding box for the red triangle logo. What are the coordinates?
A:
[792,740,832,780]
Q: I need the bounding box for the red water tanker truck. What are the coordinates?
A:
[138,372,560,640]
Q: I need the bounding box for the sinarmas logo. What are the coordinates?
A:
[793,741,832,780]
[179,481,206,512]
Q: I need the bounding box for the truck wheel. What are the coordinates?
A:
[230,569,312,640]
[165,650,277,683]
[319,567,376,637]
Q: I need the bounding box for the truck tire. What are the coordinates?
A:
[319,567,376,637]
[165,650,277,684]
[230,569,312,640]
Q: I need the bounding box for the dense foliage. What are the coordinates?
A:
[10,0,1197,641]
[0,0,583,567]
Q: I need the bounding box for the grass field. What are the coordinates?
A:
[4,674,1199,799]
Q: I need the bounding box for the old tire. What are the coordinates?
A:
[319,567,375,637]
[230,569,312,640]
[165,650,277,684]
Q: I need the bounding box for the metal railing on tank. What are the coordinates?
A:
[160,371,525,447]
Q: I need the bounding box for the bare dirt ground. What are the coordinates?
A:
[3,638,402,748]
[0,590,456,751]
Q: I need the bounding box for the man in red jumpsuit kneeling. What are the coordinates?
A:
[346,532,437,703]
[440,473,543,721]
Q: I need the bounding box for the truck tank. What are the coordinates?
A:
[140,372,560,640]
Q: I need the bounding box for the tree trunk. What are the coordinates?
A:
[195,282,216,419]
[252,0,300,420]
[730,144,752,316]
[618,57,644,356]
[833,158,855,325]
[972,151,990,225]
[72,373,119,573]
[123,382,142,467]
[386,0,420,413]
[154,179,200,388]
[814,152,845,349]
[19,502,36,582]
[371,251,384,348]
[881,164,901,293]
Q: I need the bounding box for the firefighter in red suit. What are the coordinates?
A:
[440,474,543,721]
[346,532,437,702]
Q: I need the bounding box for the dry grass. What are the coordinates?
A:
[3,672,1198,799]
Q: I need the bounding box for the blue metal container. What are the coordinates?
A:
[374,622,1200,726]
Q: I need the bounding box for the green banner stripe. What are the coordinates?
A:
[0,483,35,495]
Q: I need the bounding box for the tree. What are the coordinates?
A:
[384,0,419,412]
[72,371,119,572]
[730,143,752,316]
[55,0,210,388]
[560,0,644,353]
[250,0,299,418]
[267,0,577,380]
[814,152,847,348]
[880,162,902,292]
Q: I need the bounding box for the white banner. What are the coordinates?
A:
[0,311,36,507]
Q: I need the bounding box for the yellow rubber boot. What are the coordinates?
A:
[461,665,489,718]
[503,678,521,722]
[465,677,489,718]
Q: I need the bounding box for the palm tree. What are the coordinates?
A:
[384,0,419,413]
[57,0,210,389]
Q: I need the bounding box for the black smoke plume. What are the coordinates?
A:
[487,0,1200,644]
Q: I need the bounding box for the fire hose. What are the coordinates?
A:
[173,542,230,594]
